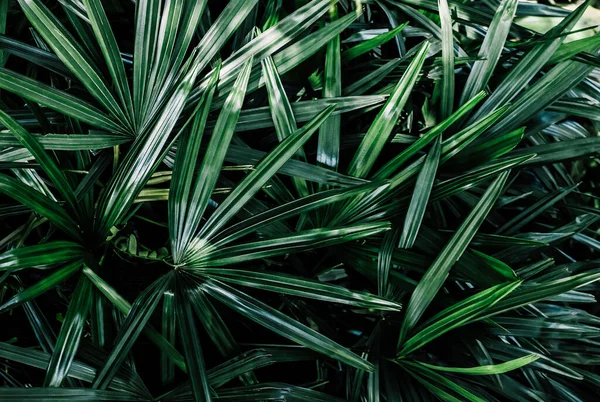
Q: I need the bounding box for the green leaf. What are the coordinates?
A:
[406,373,463,402]
[375,90,487,179]
[165,0,208,92]
[194,269,401,311]
[261,53,308,196]
[343,58,402,96]
[209,348,312,388]
[431,155,532,202]
[161,290,176,385]
[469,250,517,281]
[488,316,600,339]
[399,138,441,249]
[190,105,335,250]
[191,0,337,107]
[399,170,510,344]
[93,273,171,389]
[61,4,102,64]
[142,0,186,120]
[186,281,240,359]
[261,55,297,142]
[17,0,130,131]
[317,4,341,171]
[173,57,253,263]
[451,127,524,166]
[0,109,84,222]
[417,354,539,375]
[0,0,7,66]
[398,271,584,356]
[342,22,408,63]
[398,360,486,402]
[470,0,591,121]
[132,0,160,126]
[89,287,106,349]
[94,47,207,239]
[0,133,130,150]
[378,226,401,297]
[479,270,600,320]
[485,59,594,139]
[210,383,347,402]
[138,0,208,127]
[190,222,390,268]
[0,174,82,240]
[45,275,92,387]
[261,0,281,30]
[0,35,71,76]
[176,277,213,402]
[83,267,186,372]
[202,279,374,371]
[438,0,454,119]
[506,136,600,166]
[82,0,134,123]
[460,0,518,105]
[0,241,86,272]
[228,95,386,133]
[21,293,59,354]
[210,182,383,248]
[347,42,430,178]
[224,144,367,187]
[75,152,111,202]
[440,105,511,163]
[0,388,144,401]
[0,68,123,132]
[151,0,256,122]
[469,233,547,248]
[169,63,221,262]
[0,342,139,393]
[212,10,359,112]
[0,260,82,313]
[547,35,600,65]
[547,99,600,121]
[496,183,579,235]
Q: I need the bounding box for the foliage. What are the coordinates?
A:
[0,0,599,400]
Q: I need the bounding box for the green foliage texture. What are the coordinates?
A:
[0,0,599,400]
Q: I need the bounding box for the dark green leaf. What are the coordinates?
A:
[0,174,82,240]
[45,275,92,387]
[347,42,429,178]
[0,241,85,272]
[0,388,144,401]
[460,0,518,105]
[438,0,454,119]
[0,68,123,132]
[399,138,441,249]
[202,279,374,371]
[194,269,401,311]
[176,277,213,402]
[169,64,221,262]
[17,0,130,130]
[93,273,171,389]
[0,109,84,221]
[0,260,82,312]
[399,170,510,343]
[342,22,408,63]
[190,105,335,249]
[317,4,342,171]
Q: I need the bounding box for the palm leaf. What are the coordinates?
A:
[399,170,510,343]
[347,42,429,178]
[44,276,92,387]
[202,279,374,371]
[17,0,130,130]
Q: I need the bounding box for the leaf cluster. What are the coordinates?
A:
[0,0,599,400]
